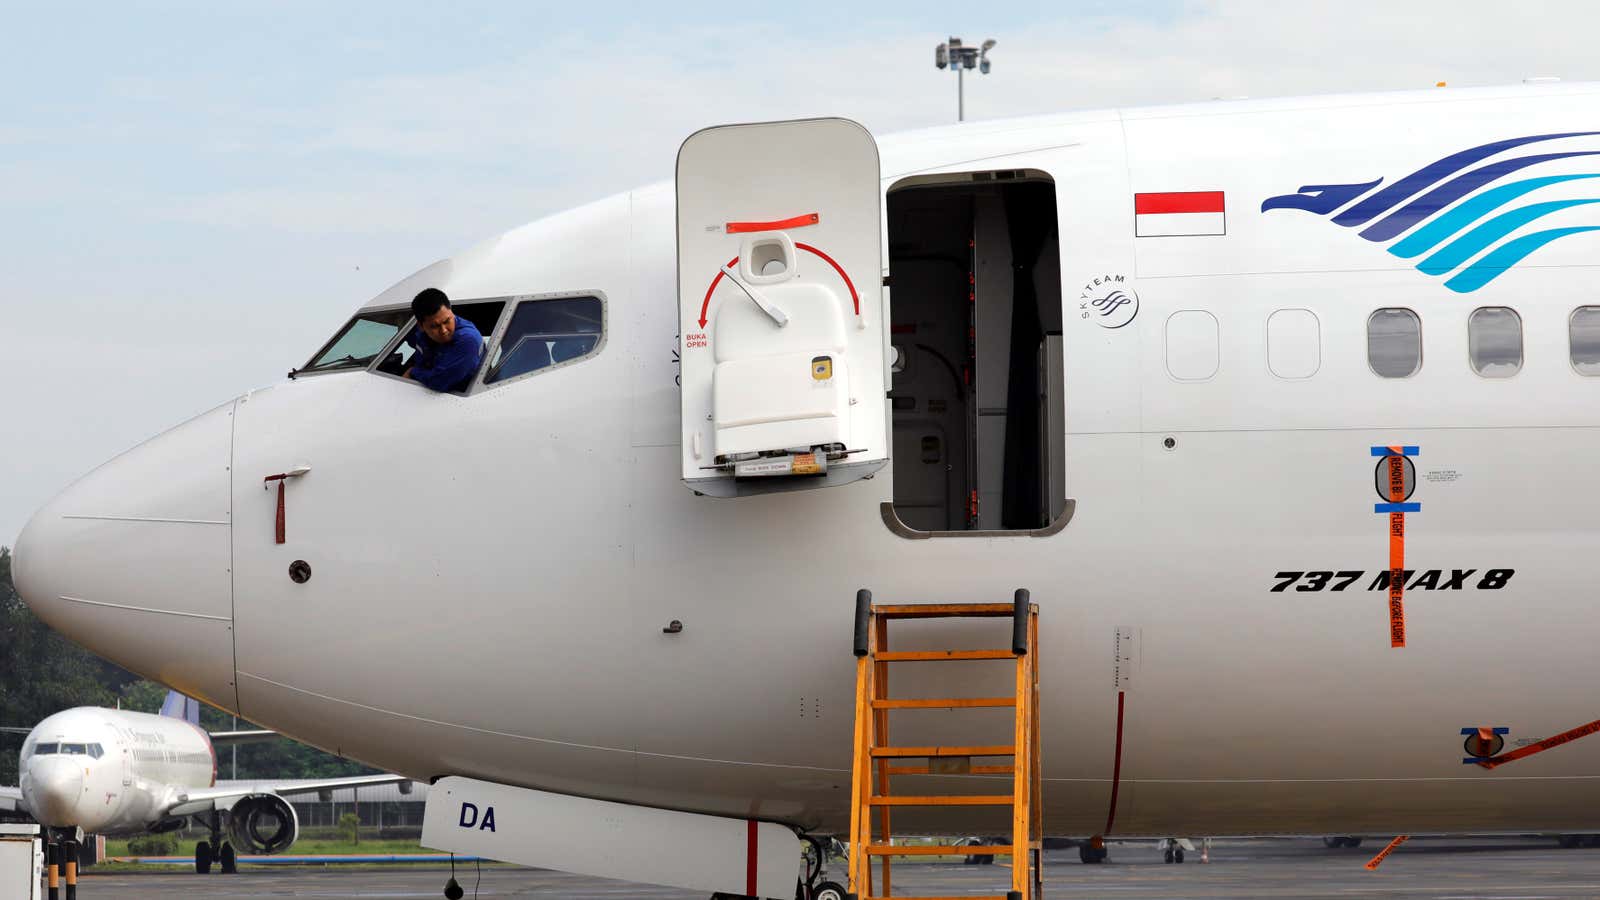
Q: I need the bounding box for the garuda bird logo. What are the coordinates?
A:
[1262,132,1600,293]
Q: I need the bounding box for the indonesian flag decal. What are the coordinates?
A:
[1134,191,1226,237]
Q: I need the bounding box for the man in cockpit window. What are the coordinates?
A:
[404,288,484,392]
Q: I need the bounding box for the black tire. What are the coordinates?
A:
[1163,848,1174,863]
[812,880,847,900]
[194,841,212,875]
[1175,848,1185,863]
[219,841,237,874]
[1345,838,1362,849]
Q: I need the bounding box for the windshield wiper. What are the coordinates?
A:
[302,354,372,373]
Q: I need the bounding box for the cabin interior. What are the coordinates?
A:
[885,172,1066,533]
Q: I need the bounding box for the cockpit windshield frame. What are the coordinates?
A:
[471,290,607,392]
[26,741,105,758]
[297,307,415,377]
[357,290,607,395]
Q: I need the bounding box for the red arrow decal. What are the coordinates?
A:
[697,245,861,329]
[795,243,859,317]
[698,255,739,328]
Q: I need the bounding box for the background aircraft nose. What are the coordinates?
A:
[23,756,85,827]
[12,400,239,712]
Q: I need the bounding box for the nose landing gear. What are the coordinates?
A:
[797,834,847,900]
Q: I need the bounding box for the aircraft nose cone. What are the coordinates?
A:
[23,757,84,827]
[12,400,239,710]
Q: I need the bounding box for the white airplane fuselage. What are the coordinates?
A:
[16,83,1600,842]
[18,708,213,834]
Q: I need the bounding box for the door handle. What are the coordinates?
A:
[263,465,311,544]
[263,465,312,485]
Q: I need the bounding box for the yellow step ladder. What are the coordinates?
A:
[846,589,1042,900]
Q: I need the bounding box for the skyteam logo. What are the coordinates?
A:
[1262,132,1600,293]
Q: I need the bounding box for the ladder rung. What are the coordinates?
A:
[865,895,1012,900]
[872,745,1014,757]
[872,603,1017,619]
[875,649,1018,661]
[872,697,1015,709]
[866,844,1014,856]
[885,764,1013,775]
[868,794,1013,806]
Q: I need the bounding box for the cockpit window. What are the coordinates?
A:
[372,300,507,389]
[88,743,104,759]
[60,743,88,755]
[302,310,413,374]
[485,297,603,385]
[32,742,58,755]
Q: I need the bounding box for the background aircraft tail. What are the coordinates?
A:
[159,690,200,725]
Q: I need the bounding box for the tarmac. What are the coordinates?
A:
[74,837,1600,898]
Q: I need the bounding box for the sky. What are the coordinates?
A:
[3,0,1597,542]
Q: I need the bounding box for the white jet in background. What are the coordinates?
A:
[0,691,408,873]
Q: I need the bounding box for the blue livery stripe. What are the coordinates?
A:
[1374,502,1421,513]
[1265,133,1600,293]
[1444,225,1600,293]
[1330,132,1600,228]
[1360,152,1600,243]
[1418,199,1600,276]
[1370,446,1420,456]
[1388,174,1600,259]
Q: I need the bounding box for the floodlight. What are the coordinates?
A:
[931,35,996,122]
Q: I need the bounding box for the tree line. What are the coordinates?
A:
[0,547,375,785]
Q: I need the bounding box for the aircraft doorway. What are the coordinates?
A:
[883,172,1067,536]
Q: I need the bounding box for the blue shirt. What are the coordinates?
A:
[406,315,483,392]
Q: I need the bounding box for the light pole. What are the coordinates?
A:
[934,36,995,122]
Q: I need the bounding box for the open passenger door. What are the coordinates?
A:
[677,118,888,497]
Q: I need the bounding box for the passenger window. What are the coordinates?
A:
[1571,307,1600,375]
[1468,307,1522,377]
[1165,310,1219,381]
[303,310,411,374]
[1368,308,1422,378]
[1267,309,1320,379]
[485,297,603,384]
